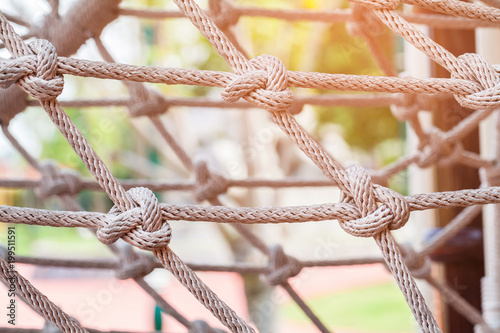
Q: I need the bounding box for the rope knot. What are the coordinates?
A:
[416,128,463,168]
[188,320,226,333]
[208,0,239,31]
[0,57,31,89]
[265,245,302,286]
[42,320,63,333]
[453,53,500,110]
[346,4,383,37]
[128,86,169,117]
[0,245,7,260]
[339,166,410,237]
[480,164,500,187]
[398,244,431,279]
[96,187,172,251]
[16,39,64,100]
[0,85,29,125]
[348,0,399,10]
[390,94,422,121]
[115,246,158,280]
[221,54,293,112]
[36,161,82,198]
[194,160,229,202]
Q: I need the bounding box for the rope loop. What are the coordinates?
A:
[14,39,64,100]
[0,57,32,89]
[208,0,239,31]
[0,244,7,260]
[390,94,422,121]
[339,166,410,237]
[398,243,431,279]
[194,159,229,202]
[288,100,304,115]
[453,53,500,110]
[128,87,169,117]
[115,245,158,280]
[221,54,294,112]
[480,164,500,187]
[348,0,400,10]
[188,320,226,333]
[36,160,82,198]
[416,128,463,168]
[266,244,302,286]
[347,4,384,37]
[42,320,64,333]
[96,187,172,251]
[347,4,367,36]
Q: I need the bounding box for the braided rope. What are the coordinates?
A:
[1,0,500,332]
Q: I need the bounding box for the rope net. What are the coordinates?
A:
[0,0,499,332]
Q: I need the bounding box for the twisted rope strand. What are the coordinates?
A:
[0,10,255,333]
[0,257,88,333]
[1,0,500,331]
[3,185,500,227]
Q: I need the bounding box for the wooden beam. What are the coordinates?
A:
[429,19,484,333]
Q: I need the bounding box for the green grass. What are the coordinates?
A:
[280,282,416,333]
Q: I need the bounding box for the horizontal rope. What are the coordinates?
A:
[54,56,483,95]
[2,0,500,330]
[3,251,384,273]
[2,186,500,227]
[119,5,500,28]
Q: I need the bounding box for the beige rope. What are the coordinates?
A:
[119,4,500,28]
[2,47,492,97]
[2,0,500,331]
[0,11,255,333]
[399,245,492,330]
[0,257,88,332]
[402,0,500,22]
[4,184,500,225]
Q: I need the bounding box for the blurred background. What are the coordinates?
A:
[0,0,427,332]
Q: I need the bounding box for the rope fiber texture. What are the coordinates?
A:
[1,0,500,332]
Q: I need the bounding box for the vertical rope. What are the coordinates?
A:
[0,257,88,333]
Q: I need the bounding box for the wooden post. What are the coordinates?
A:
[429,24,484,333]
[477,27,500,331]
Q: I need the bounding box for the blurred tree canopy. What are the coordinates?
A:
[42,0,402,178]
[238,0,401,155]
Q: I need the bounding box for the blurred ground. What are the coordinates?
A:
[0,263,401,332]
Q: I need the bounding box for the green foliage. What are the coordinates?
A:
[40,106,135,180]
[31,0,405,252]
[316,105,400,151]
[311,19,400,153]
[237,1,401,159]
[280,282,415,332]
[317,25,376,75]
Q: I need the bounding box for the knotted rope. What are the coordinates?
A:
[0,39,64,100]
[266,245,302,286]
[36,161,82,198]
[194,160,230,202]
[128,86,170,117]
[221,54,294,112]
[453,53,500,110]
[338,166,409,237]
[96,187,172,251]
[2,0,500,332]
[399,243,432,279]
[114,245,158,280]
[416,128,464,168]
[208,0,239,31]
[189,320,227,333]
[350,0,400,10]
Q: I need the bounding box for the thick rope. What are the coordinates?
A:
[2,0,500,331]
